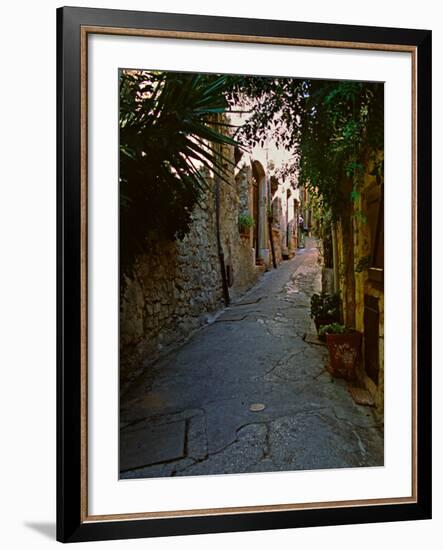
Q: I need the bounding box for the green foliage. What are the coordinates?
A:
[351,209,368,224]
[227,77,307,150]
[355,254,372,273]
[119,70,241,268]
[118,71,383,271]
[298,80,383,218]
[310,291,341,321]
[238,213,254,230]
[319,322,346,336]
[230,77,384,219]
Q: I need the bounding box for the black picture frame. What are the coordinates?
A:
[57,6,432,543]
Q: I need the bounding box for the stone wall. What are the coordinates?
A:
[120,156,261,387]
[335,161,384,415]
[220,155,261,299]
[352,171,384,415]
[271,227,283,265]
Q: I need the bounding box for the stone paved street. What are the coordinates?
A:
[120,239,383,478]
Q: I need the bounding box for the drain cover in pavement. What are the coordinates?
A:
[120,420,186,472]
[249,403,266,412]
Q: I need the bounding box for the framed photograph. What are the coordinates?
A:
[57,6,432,543]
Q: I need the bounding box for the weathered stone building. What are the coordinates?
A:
[333,157,384,413]
[120,133,300,388]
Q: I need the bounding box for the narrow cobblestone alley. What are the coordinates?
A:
[120,240,383,479]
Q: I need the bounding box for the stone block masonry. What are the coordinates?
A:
[120,164,261,389]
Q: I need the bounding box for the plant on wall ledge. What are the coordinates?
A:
[238,213,254,234]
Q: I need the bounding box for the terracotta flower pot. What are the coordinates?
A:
[325,330,362,381]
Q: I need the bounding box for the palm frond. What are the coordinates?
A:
[119,70,242,264]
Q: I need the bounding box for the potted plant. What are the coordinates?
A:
[310,291,341,338]
[319,323,362,381]
[238,213,254,237]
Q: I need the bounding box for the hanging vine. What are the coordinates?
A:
[230,77,384,220]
